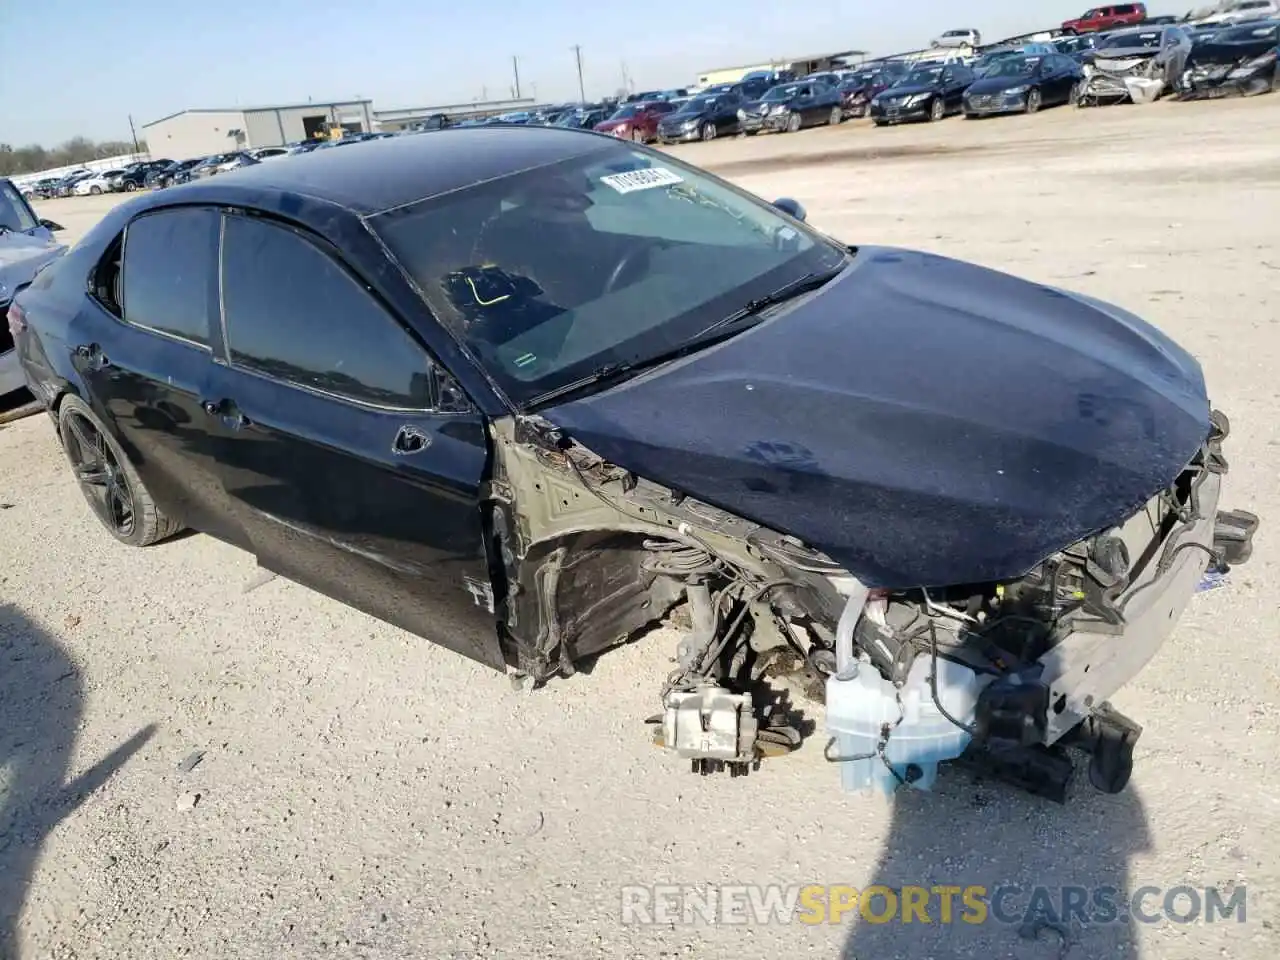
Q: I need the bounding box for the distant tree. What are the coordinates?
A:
[0,137,147,177]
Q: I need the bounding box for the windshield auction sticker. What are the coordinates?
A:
[600,167,685,194]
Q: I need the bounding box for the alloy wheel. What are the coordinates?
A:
[930,97,945,121]
[829,106,842,125]
[631,128,645,142]
[701,122,717,141]
[64,411,135,537]
[124,182,138,192]
[786,112,802,133]
[1027,88,1042,113]
[90,185,102,195]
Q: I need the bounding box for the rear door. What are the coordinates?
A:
[68,206,248,545]
[204,211,502,667]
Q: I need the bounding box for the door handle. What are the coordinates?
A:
[392,424,431,456]
[202,398,249,431]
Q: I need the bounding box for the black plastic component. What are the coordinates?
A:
[973,677,1050,747]
[959,743,1074,804]
[1214,509,1259,567]
[1062,702,1143,795]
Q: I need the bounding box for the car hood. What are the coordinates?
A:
[881,82,943,97]
[659,111,709,125]
[542,247,1210,588]
[1189,39,1279,65]
[0,233,67,296]
[965,74,1039,94]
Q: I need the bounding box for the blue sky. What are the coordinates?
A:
[5,0,1171,146]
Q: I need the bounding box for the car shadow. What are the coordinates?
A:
[838,759,1151,958]
[0,603,156,956]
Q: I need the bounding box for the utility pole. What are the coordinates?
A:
[512,56,521,99]
[572,44,585,102]
[127,114,140,155]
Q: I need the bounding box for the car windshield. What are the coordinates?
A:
[1218,21,1280,40]
[763,84,807,100]
[1100,31,1163,49]
[904,67,944,84]
[608,105,642,120]
[372,141,847,407]
[0,181,38,232]
[988,56,1041,76]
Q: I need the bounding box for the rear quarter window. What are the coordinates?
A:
[121,208,219,346]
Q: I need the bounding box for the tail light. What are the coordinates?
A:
[7,300,28,338]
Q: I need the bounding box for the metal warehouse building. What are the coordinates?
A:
[142,100,374,160]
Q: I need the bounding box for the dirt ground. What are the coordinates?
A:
[2,98,1278,960]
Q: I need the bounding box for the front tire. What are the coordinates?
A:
[1026,87,1042,113]
[929,97,945,121]
[631,128,645,142]
[700,121,717,141]
[58,395,183,547]
[89,185,102,195]
[785,112,802,133]
[828,106,843,125]
[124,181,138,192]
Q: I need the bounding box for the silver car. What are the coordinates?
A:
[1,180,67,397]
[932,28,983,48]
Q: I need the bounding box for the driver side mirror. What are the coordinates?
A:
[772,198,807,222]
[39,219,64,232]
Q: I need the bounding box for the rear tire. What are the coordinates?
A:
[58,395,183,547]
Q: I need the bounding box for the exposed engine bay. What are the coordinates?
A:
[487,410,1257,802]
[1080,55,1169,105]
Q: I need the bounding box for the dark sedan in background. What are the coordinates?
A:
[188,152,260,181]
[738,81,844,134]
[108,159,174,193]
[963,52,1085,115]
[1178,19,1280,98]
[146,158,204,189]
[656,92,744,142]
[870,62,977,124]
[554,105,612,130]
[838,63,910,117]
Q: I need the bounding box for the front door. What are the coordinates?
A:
[206,211,503,668]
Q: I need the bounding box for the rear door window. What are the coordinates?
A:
[121,207,220,346]
[219,214,435,409]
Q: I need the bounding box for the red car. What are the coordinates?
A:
[1062,2,1147,34]
[593,101,677,143]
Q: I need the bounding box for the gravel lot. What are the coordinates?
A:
[2,99,1278,960]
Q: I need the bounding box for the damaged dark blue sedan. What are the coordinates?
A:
[12,127,1258,800]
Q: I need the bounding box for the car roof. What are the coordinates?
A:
[129,126,616,217]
